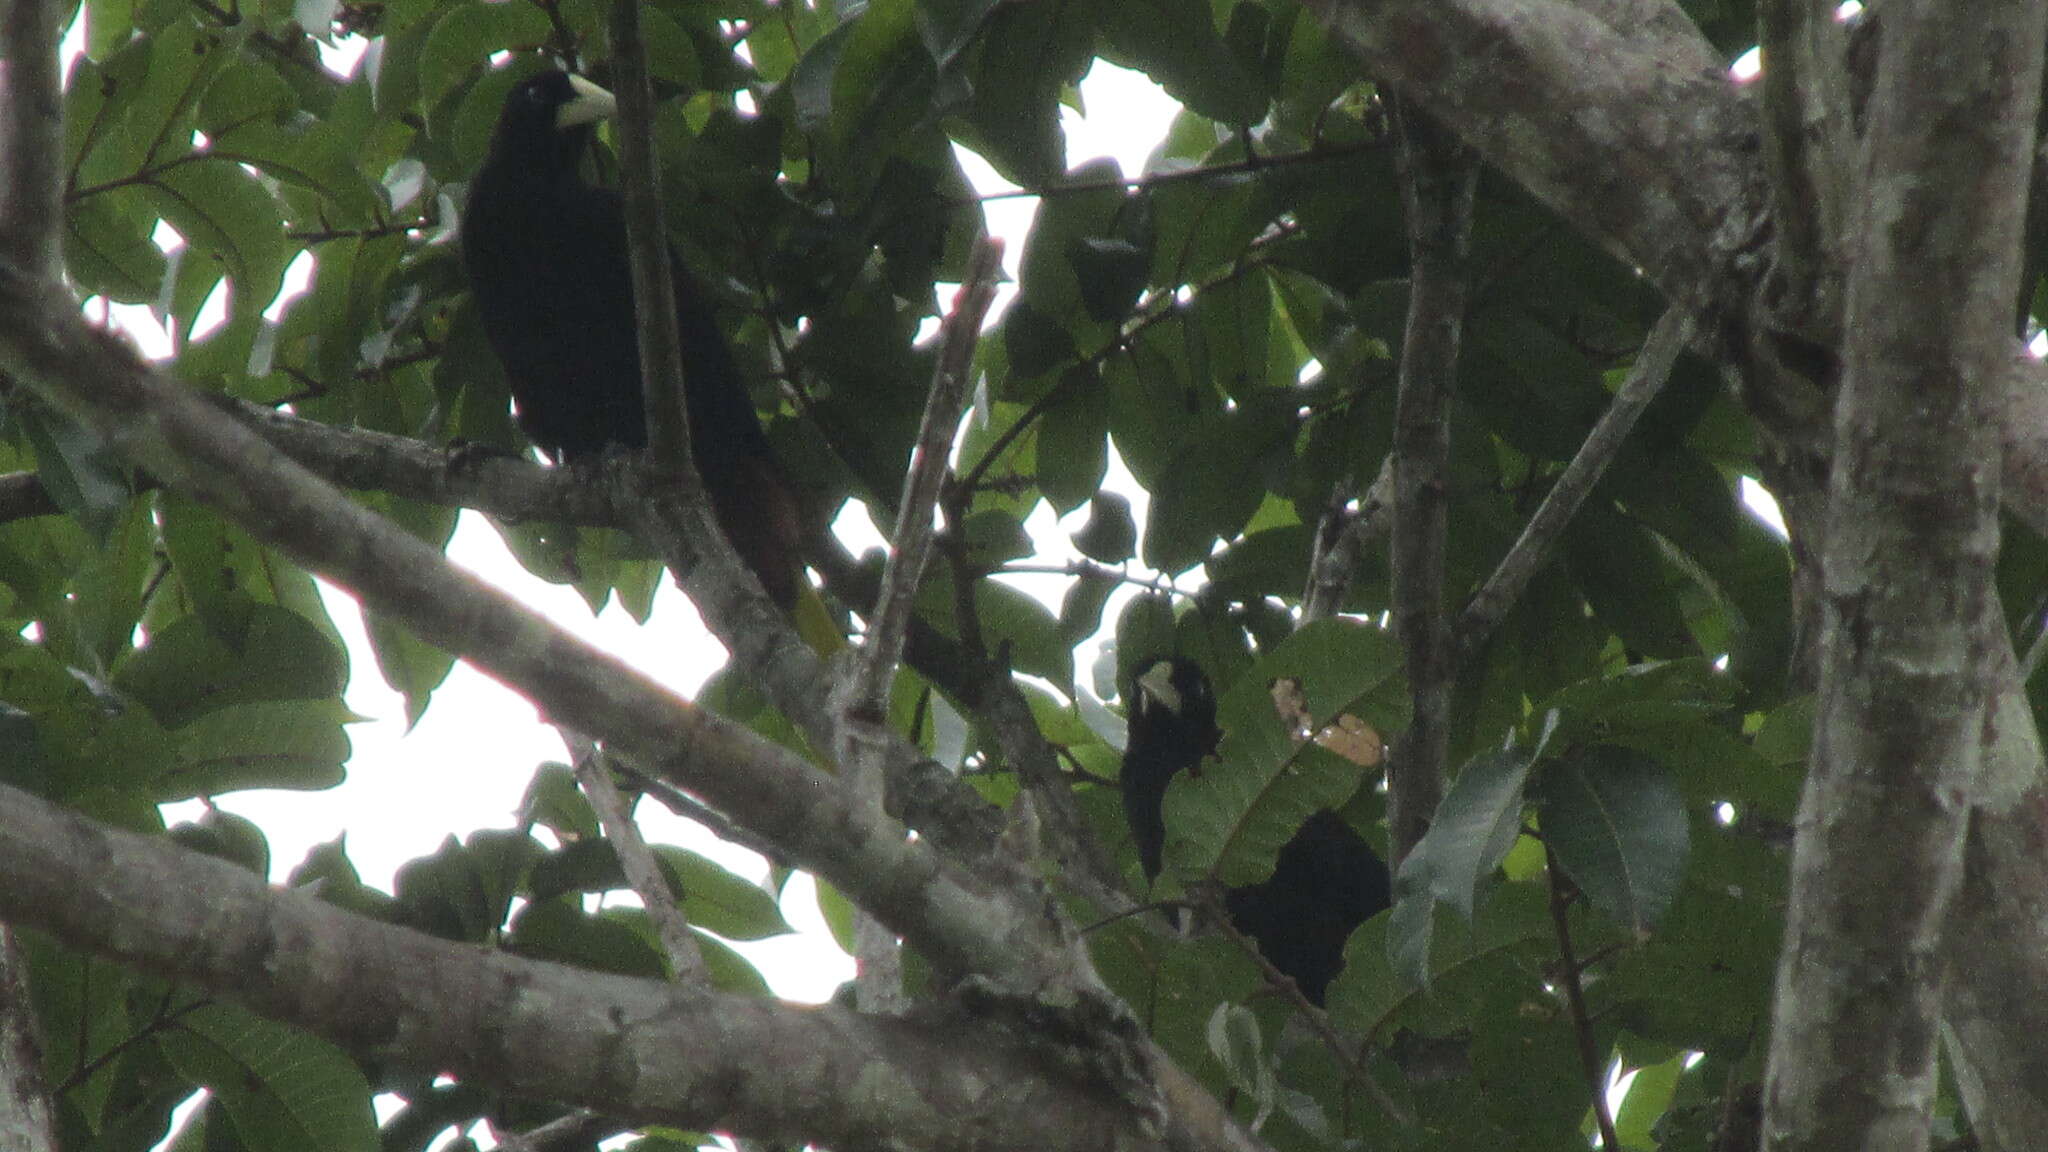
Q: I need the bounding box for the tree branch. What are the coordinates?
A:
[0,926,55,1151]
[0,269,1058,996]
[0,0,63,276]
[1299,0,1761,330]
[0,782,1168,1152]
[609,0,691,473]
[1385,105,1477,867]
[1453,307,1693,661]
[1758,0,1852,337]
[846,238,1003,723]
[563,730,709,983]
[1762,4,2044,1146]
[1545,847,1619,1152]
[838,238,1003,1011]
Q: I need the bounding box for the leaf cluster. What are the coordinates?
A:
[21,0,2010,1147]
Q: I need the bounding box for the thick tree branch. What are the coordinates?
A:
[0,926,55,1152]
[1300,0,1764,331]
[0,0,62,276]
[1758,0,1852,336]
[1385,105,1476,867]
[0,782,1166,1152]
[1761,5,2044,1149]
[0,399,1016,873]
[1453,307,1692,660]
[0,261,1267,1152]
[1940,632,2048,1152]
[0,270,1062,997]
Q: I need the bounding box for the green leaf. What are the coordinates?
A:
[418,1,550,109]
[1162,619,1403,887]
[1072,492,1137,564]
[168,806,272,873]
[1097,0,1266,126]
[504,898,668,979]
[1071,236,1151,324]
[518,762,601,841]
[1540,746,1691,935]
[1402,742,1536,920]
[1205,1002,1271,1105]
[1188,272,1274,401]
[1614,1053,1686,1149]
[943,0,1090,185]
[156,1003,376,1152]
[1113,593,1176,686]
[1036,373,1108,514]
[653,846,794,941]
[1015,158,1128,339]
[165,698,352,797]
[145,157,292,326]
[815,877,857,954]
[114,602,345,730]
[1142,404,1286,574]
[64,192,167,302]
[19,930,134,1131]
[975,577,1071,693]
[0,633,177,801]
[1566,504,1697,659]
[1058,568,1118,643]
[20,407,132,545]
[1383,718,1554,989]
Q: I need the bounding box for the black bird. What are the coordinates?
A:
[462,71,802,607]
[1122,656,1393,1005]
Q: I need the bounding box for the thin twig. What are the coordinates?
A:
[958,139,1390,206]
[287,219,433,243]
[2019,592,2048,682]
[1204,896,1416,1130]
[994,560,1179,595]
[835,238,1004,1011]
[845,237,1005,720]
[609,0,691,476]
[561,729,708,983]
[613,765,788,865]
[1302,455,1393,621]
[490,1108,623,1152]
[1453,307,1693,662]
[1545,844,1619,1152]
[956,222,1298,496]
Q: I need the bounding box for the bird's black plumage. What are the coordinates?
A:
[462,71,801,606]
[1121,656,1393,1005]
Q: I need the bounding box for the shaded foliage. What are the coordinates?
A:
[10,0,1997,1148]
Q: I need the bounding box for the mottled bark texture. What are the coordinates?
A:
[1761,7,2044,1152]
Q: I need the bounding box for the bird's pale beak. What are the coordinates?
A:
[1136,662,1183,715]
[556,75,619,129]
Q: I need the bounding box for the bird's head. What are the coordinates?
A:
[488,71,619,172]
[1130,656,1219,742]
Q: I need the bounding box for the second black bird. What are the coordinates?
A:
[462,71,802,607]
[1122,656,1393,1005]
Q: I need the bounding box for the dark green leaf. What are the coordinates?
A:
[1540,746,1691,935]
[1072,492,1137,564]
[156,1003,376,1152]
